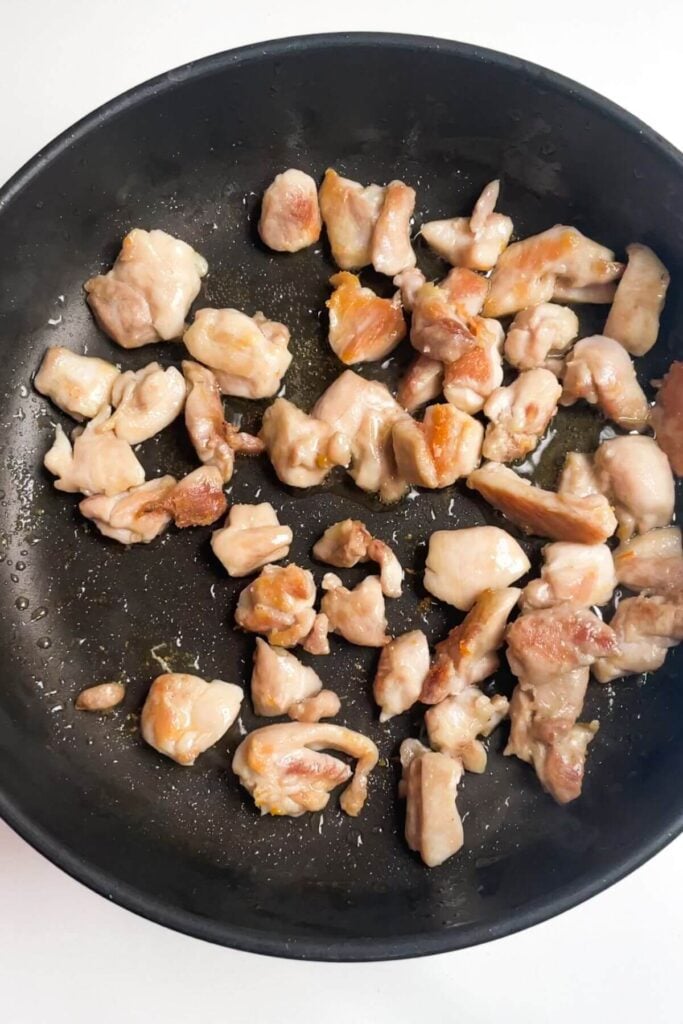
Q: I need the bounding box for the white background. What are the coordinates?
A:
[1,2,682,1022]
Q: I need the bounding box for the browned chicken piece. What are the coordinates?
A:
[593,595,683,683]
[326,272,406,365]
[251,638,331,717]
[235,564,317,648]
[484,226,623,318]
[141,673,243,766]
[259,397,351,488]
[651,361,683,475]
[233,722,379,816]
[557,451,601,499]
[604,244,669,356]
[409,281,475,363]
[551,281,617,304]
[75,682,126,711]
[393,267,426,311]
[258,169,322,252]
[312,519,403,597]
[318,168,385,270]
[371,180,417,275]
[289,689,341,722]
[483,368,562,463]
[397,355,443,412]
[439,266,490,315]
[467,462,617,544]
[399,740,464,867]
[107,362,186,444]
[211,503,292,577]
[301,613,331,656]
[34,347,120,420]
[44,407,145,496]
[393,403,483,489]
[443,317,504,413]
[156,466,227,528]
[84,228,207,348]
[420,587,521,703]
[79,476,175,544]
[373,630,430,721]
[521,542,616,612]
[424,528,529,611]
[503,303,579,372]
[421,179,513,271]
[425,689,509,772]
[183,308,292,399]
[613,528,683,597]
[321,573,389,647]
[561,336,649,431]
[593,435,675,539]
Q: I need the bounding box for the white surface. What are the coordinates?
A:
[1,2,682,1022]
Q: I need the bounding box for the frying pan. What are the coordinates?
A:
[0,33,681,962]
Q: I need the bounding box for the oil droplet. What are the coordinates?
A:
[10,573,19,583]
[36,636,51,649]
[15,561,26,571]
[20,549,27,557]
[18,384,28,398]
[15,596,29,610]
[30,606,48,621]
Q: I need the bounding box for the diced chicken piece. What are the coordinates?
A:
[371,179,416,275]
[211,503,292,577]
[233,722,378,816]
[557,451,601,499]
[251,638,324,716]
[410,282,475,363]
[321,573,389,647]
[183,307,292,399]
[594,435,675,539]
[604,244,669,356]
[367,539,404,598]
[158,466,227,527]
[425,688,509,772]
[44,407,145,496]
[79,476,175,544]
[504,304,579,371]
[483,368,562,463]
[259,397,351,488]
[651,361,683,476]
[561,336,649,431]
[288,689,341,722]
[235,564,316,647]
[326,272,406,365]
[468,462,617,544]
[258,169,322,252]
[84,228,207,348]
[301,613,330,656]
[484,226,623,318]
[34,347,120,421]
[613,528,683,596]
[442,317,504,413]
[439,267,490,315]
[141,673,243,766]
[521,542,616,612]
[421,179,513,271]
[392,403,483,488]
[319,168,385,270]
[397,355,443,412]
[393,268,426,312]
[75,682,125,711]
[399,740,464,868]
[373,630,430,721]
[593,595,683,683]
[551,281,617,304]
[420,587,520,703]
[424,527,529,611]
[107,362,186,444]
[312,519,403,597]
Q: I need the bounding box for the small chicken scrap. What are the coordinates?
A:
[321,574,389,647]
[561,336,649,431]
[235,564,317,648]
[483,368,562,463]
[603,244,669,356]
[593,595,683,683]
[141,673,243,766]
[373,630,430,721]
[258,169,322,252]
[651,361,683,476]
[399,739,464,867]
[75,682,125,711]
[503,304,579,372]
[312,519,403,597]
[155,466,228,528]
[211,503,293,577]
[392,403,483,488]
[233,722,379,816]
[251,639,339,721]
[326,272,406,364]
[84,228,207,348]
[80,476,175,544]
[425,689,509,772]
[521,542,616,612]
[34,347,120,420]
[44,407,145,496]
[613,528,683,596]
[259,397,351,488]
[593,435,675,539]
[106,362,186,444]
[424,527,529,611]
[421,179,513,271]
[397,354,444,412]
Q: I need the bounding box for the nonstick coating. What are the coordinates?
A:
[0,34,681,961]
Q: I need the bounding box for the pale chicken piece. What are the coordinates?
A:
[159,466,227,527]
[259,398,351,488]
[421,179,513,271]
[75,682,125,711]
[79,476,175,544]
[397,355,443,412]
[399,740,464,868]
[593,595,683,683]
[604,244,669,356]
[393,268,426,312]
[503,303,579,371]
[288,690,341,722]
[442,317,504,414]
[233,722,379,817]
[318,168,385,270]
[613,528,683,596]
[373,630,430,721]
[521,542,616,612]
[183,307,292,399]
[44,407,145,496]
[420,587,521,703]
[107,362,186,444]
[301,613,331,656]
[235,564,316,648]
[557,451,601,499]
[321,574,389,647]
[34,347,120,421]
[371,179,417,275]
[467,462,617,544]
[392,403,483,489]
[251,638,324,717]
[141,673,243,766]
[561,336,649,431]
[312,520,403,597]
[651,361,683,476]
[484,226,623,318]
[425,689,509,772]
[424,527,529,612]
[483,368,562,463]
[594,435,675,539]
[326,272,406,365]
[84,228,207,348]
[211,503,292,577]
[258,169,322,252]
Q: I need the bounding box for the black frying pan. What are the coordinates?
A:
[0,33,681,961]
